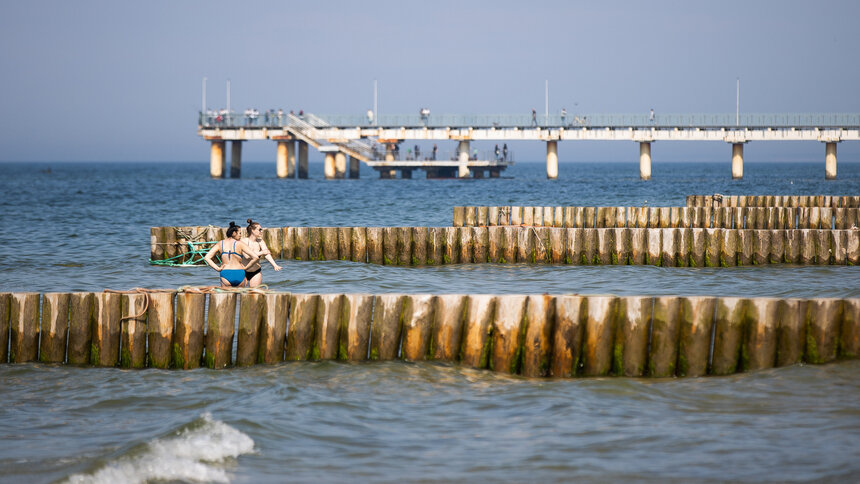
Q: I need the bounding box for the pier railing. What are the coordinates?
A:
[199,112,860,129]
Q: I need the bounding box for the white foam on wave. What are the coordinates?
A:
[64,413,255,484]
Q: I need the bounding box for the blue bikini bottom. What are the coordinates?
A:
[219,269,246,287]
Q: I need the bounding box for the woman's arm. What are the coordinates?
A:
[204,242,221,271]
[237,241,260,270]
[258,241,282,271]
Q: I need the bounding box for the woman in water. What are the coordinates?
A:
[204,222,259,287]
[242,219,282,287]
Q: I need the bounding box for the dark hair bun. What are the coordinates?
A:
[229,221,237,227]
[247,218,254,224]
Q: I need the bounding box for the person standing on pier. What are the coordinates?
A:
[242,219,282,287]
[432,144,437,160]
[531,109,537,127]
[204,222,259,288]
[649,108,655,124]
[561,108,567,126]
[503,143,508,161]
[495,144,500,161]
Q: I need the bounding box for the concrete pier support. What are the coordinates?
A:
[276,141,295,178]
[230,141,242,178]
[297,141,309,179]
[349,156,360,179]
[334,152,347,179]
[825,142,837,180]
[732,143,744,179]
[323,153,336,179]
[546,141,558,179]
[639,142,651,180]
[458,140,470,178]
[209,141,225,178]
[385,144,395,161]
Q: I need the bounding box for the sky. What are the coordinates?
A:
[1,0,859,164]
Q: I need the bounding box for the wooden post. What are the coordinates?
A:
[120,293,148,368]
[711,297,747,375]
[263,228,282,259]
[841,298,860,359]
[521,295,555,377]
[0,293,10,363]
[293,227,310,261]
[555,207,565,228]
[805,299,843,364]
[581,295,618,376]
[648,297,680,377]
[460,295,496,369]
[9,293,40,363]
[549,227,566,264]
[464,206,477,227]
[432,294,467,361]
[472,227,489,263]
[322,227,339,261]
[738,229,754,265]
[775,298,807,367]
[401,294,435,361]
[848,229,860,265]
[629,228,645,265]
[366,227,383,265]
[689,229,705,267]
[427,227,443,265]
[150,227,163,261]
[236,293,265,366]
[533,227,550,263]
[742,298,779,371]
[488,226,503,263]
[397,227,413,266]
[573,207,585,228]
[285,294,318,361]
[147,292,175,369]
[174,292,205,369]
[337,227,352,261]
[453,206,465,227]
[205,292,237,369]
[523,206,535,226]
[308,227,323,261]
[282,227,295,261]
[677,296,715,377]
[647,228,662,266]
[500,226,517,263]
[661,228,677,267]
[616,296,652,377]
[341,293,373,360]
[443,227,459,264]
[799,229,816,265]
[648,207,660,229]
[477,206,489,227]
[66,293,94,365]
[488,206,500,226]
[349,227,367,263]
[597,229,614,265]
[256,292,290,364]
[510,206,523,226]
[549,295,585,377]
[91,292,121,367]
[382,227,397,265]
[517,227,535,263]
[583,228,598,265]
[582,207,595,228]
[720,229,737,267]
[458,226,473,263]
[312,294,344,360]
[816,229,831,265]
[412,227,429,265]
[40,293,70,363]
[490,295,527,374]
[704,228,721,267]
[369,294,404,360]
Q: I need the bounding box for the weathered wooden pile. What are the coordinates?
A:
[1,291,857,377]
[686,195,860,208]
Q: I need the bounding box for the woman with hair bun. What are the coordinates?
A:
[204,221,259,287]
[242,219,282,287]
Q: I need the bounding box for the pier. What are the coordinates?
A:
[198,112,860,180]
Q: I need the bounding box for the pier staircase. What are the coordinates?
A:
[286,113,377,162]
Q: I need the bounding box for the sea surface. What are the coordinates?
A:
[0,160,859,483]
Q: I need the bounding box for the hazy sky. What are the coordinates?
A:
[2,0,859,163]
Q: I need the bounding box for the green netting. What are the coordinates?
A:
[150,241,220,267]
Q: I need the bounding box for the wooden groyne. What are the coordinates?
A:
[452,206,860,230]
[685,195,860,208]
[1,291,857,377]
[151,226,860,266]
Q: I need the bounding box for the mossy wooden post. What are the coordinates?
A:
[412,227,429,265]
[340,293,373,361]
[755,207,767,229]
[392,227,410,265]
[369,294,404,360]
[677,296,715,376]
[848,229,860,266]
[510,206,523,226]
[596,229,614,265]
[146,292,174,369]
[150,227,163,261]
[797,207,810,229]
[464,206,477,227]
[365,227,383,265]
[738,229,754,265]
[458,226,473,263]
[805,298,843,364]
[443,227,459,264]
[516,226,535,263]
[703,228,720,267]
[647,228,662,266]
[647,207,660,229]
[401,294,435,361]
[775,207,787,230]
[263,228,282,259]
[799,229,816,265]
[555,207,565,228]
[477,206,489,227]
[37,293,68,364]
[533,206,544,226]
[205,292,237,369]
[520,295,555,377]
[522,206,535,226]
[613,228,630,265]
[582,228,599,265]
[293,227,310,261]
[657,207,670,228]
[786,208,798,229]
[163,227,178,261]
[236,293,264,366]
[550,295,585,377]
[543,206,554,227]
[91,292,121,367]
[489,295,527,374]
[840,298,860,359]
[720,229,737,267]
[546,227,565,264]
[453,206,465,227]
[563,207,574,228]
[783,230,800,264]
[809,207,821,229]
[743,298,779,371]
[616,296,652,377]
[322,227,339,261]
[648,297,680,377]
[257,292,289,364]
[691,207,702,228]
[581,207,595,228]
[307,227,322,261]
[488,226,503,263]
[381,227,397,265]
[687,228,704,267]
[460,295,496,368]
[816,229,831,265]
[661,228,677,267]
[281,227,295,261]
[711,297,747,375]
[285,294,318,361]
[427,227,443,265]
[677,228,691,267]
[581,295,618,376]
[572,207,585,228]
[0,293,10,363]
[432,294,467,362]
[312,294,344,360]
[594,207,608,228]
[832,231,847,265]
[732,207,744,230]
[336,227,351,261]
[679,207,693,229]
[349,227,366,263]
[752,230,771,265]
[630,228,646,265]
[174,292,205,369]
[769,230,785,264]
[472,227,489,263]
[120,293,148,368]
[488,206,500,226]
[533,227,550,263]
[10,293,40,363]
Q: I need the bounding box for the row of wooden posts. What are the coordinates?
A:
[452,206,860,230]
[686,195,860,208]
[152,226,860,266]
[1,291,857,377]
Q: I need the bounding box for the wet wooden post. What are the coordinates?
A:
[488,226,503,263]
[563,207,574,228]
[786,208,797,229]
[549,295,585,377]
[488,206,500,226]
[460,295,496,369]
[769,230,785,264]
[721,229,737,266]
[597,229,614,265]
[800,229,816,265]
[816,229,831,265]
[555,207,565,228]
[282,227,295,261]
[687,229,704,267]
[680,207,693,228]
[349,227,366,263]
[401,294,435,361]
[661,228,677,267]
[517,227,535,263]
[146,291,175,369]
[173,292,205,369]
[307,227,322,260]
[543,206,554,227]
[510,206,523,226]
[236,293,265,366]
[489,295,527,374]
[9,293,40,363]
[711,297,747,375]
[738,229,754,265]
[382,227,398,265]
[257,292,290,364]
[369,294,404,360]
[66,293,94,365]
[163,227,178,261]
[427,227,443,265]
[832,231,848,265]
[648,297,680,377]
[677,228,691,267]
[809,207,821,229]
[520,295,555,377]
[742,298,779,371]
[453,206,465,227]
[292,227,309,261]
[648,207,660,229]
[432,294,467,362]
[805,298,843,364]
[582,207,595,228]
[264,228,282,259]
[732,207,744,229]
[322,227,339,261]
[412,227,429,265]
[336,227,352,261]
[630,228,646,265]
[285,294,318,361]
[581,295,618,376]
[704,228,721,267]
[313,294,344,360]
[91,292,121,367]
[39,293,70,364]
[0,293,8,363]
[477,206,489,226]
[647,228,662,266]
[613,228,630,265]
[472,227,489,263]
[464,207,477,227]
[658,207,671,228]
[848,229,860,265]
[533,227,550,263]
[366,227,383,265]
[669,207,681,228]
[523,206,535,226]
[150,227,163,261]
[841,298,860,359]
[458,226,473,263]
[775,298,807,367]
[547,227,565,264]
[677,296,715,377]
[341,293,373,361]
[205,292,237,368]
[616,296,652,377]
[120,293,148,368]
[443,227,459,264]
